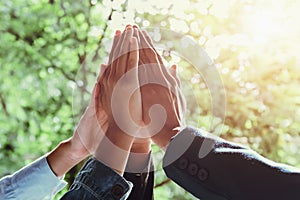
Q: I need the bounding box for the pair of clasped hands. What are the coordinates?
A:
[74,25,186,174]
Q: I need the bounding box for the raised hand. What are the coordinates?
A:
[94,25,143,174]
[97,25,143,144]
[47,59,109,178]
[136,29,186,149]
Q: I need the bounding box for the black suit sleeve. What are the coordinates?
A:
[163,126,300,200]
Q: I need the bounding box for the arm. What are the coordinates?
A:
[0,30,110,200]
[0,154,67,200]
[122,26,155,200]
[60,25,144,200]
[138,29,300,199]
[0,83,105,200]
[163,126,300,200]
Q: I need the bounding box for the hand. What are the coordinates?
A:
[46,44,110,178]
[124,26,152,154]
[94,25,142,174]
[97,25,143,145]
[137,29,186,149]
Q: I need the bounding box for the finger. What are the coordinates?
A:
[169,64,181,87]
[113,25,131,61]
[115,27,134,76]
[138,30,157,63]
[169,64,177,77]
[132,24,139,29]
[107,30,122,79]
[108,30,121,65]
[127,37,139,72]
[141,29,154,48]
[174,89,186,127]
[139,29,165,68]
[93,80,101,107]
[121,26,134,54]
[92,64,107,105]
[139,30,177,89]
[139,29,153,50]
[109,28,128,78]
[133,26,140,44]
[141,29,166,66]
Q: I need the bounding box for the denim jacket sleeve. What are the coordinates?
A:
[0,156,67,200]
[60,157,133,200]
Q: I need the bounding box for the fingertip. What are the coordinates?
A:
[115,30,121,36]
[168,64,178,78]
[133,27,138,37]
[170,64,177,74]
[171,64,177,71]
[126,25,132,30]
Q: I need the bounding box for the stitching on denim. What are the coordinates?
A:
[71,181,104,200]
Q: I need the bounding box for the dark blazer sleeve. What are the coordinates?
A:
[163,126,300,200]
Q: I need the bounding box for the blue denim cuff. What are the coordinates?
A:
[69,157,133,200]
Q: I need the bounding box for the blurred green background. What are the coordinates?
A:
[1,0,300,199]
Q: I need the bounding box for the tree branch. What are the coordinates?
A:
[0,93,9,116]
[154,178,171,188]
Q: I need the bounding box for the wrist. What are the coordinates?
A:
[94,124,134,175]
[69,135,89,162]
[152,128,181,150]
[47,139,84,178]
[105,123,135,150]
[131,138,151,153]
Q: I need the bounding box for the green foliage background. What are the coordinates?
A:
[1,0,300,199]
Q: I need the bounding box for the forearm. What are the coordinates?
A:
[163,126,300,200]
[94,125,134,175]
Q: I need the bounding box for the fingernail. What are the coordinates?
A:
[126,25,132,30]
[133,24,139,29]
[115,30,121,36]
